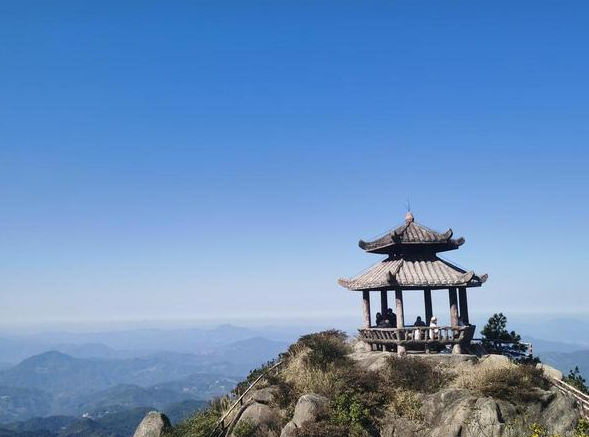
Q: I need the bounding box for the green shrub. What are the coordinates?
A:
[527,423,563,437]
[564,367,588,395]
[337,365,388,410]
[232,419,258,437]
[332,391,371,428]
[165,408,219,437]
[575,419,589,437]
[288,330,350,370]
[281,330,352,399]
[384,356,445,393]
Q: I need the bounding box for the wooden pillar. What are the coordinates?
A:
[424,288,433,324]
[395,289,406,356]
[458,287,469,325]
[362,291,371,328]
[449,287,459,326]
[380,290,388,317]
[448,287,461,354]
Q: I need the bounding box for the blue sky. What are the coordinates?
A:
[0,1,588,327]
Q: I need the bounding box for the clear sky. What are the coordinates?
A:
[1,1,588,327]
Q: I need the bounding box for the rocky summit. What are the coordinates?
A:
[139,331,586,437]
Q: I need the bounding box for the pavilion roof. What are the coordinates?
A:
[338,255,488,291]
[358,212,465,254]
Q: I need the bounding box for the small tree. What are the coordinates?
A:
[481,313,528,354]
[564,366,588,395]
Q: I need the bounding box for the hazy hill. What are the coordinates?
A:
[522,336,587,354]
[0,386,52,423]
[512,318,589,348]
[152,373,239,400]
[70,384,193,416]
[0,351,212,396]
[537,349,589,379]
[0,352,117,397]
[1,416,76,434]
[0,334,287,424]
[18,325,271,355]
[0,324,293,366]
[0,400,206,437]
[57,418,117,437]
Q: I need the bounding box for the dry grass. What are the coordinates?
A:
[386,389,424,422]
[384,356,447,393]
[451,358,548,403]
[281,330,353,399]
[282,350,344,398]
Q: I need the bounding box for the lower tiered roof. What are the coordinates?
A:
[338,256,488,291]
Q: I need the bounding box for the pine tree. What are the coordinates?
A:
[481,313,527,353]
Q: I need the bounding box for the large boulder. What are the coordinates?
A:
[537,363,564,381]
[133,412,171,437]
[231,401,281,437]
[541,387,579,435]
[479,354,511,367]
[280,421,298,437]
[291,394,329,428]
[393,385,579,437]
[380,414,424,437]
[349,349,391,372]
[251,386,280,404]
[280,393,329,437]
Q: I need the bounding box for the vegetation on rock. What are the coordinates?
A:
[165,330,583,437]
[231,418,258,437]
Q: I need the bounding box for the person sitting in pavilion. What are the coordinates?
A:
[429,316,440,340]
[413,316,427,341]
[377,314,391,328]
[386,308,397,327]
[375,312,383,326]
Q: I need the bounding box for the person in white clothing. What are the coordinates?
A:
[429,316,439,340]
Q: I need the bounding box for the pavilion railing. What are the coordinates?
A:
[358,325,476,346]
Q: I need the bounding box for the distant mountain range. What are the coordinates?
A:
[536,349,589,380]
[0,324,300,364]
[0,400,206,437]
[0,334,288,424]
[0,320,586,437]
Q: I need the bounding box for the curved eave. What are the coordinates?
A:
[338,257,488,291]
[338,280,486,292]
[359,237,465,254]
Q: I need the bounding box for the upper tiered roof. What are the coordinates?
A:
[339,212,488,291]
[358,212,465,254]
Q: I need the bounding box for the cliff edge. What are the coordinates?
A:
[139,331,586,437]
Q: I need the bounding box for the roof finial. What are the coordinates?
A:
[404,198,413,222]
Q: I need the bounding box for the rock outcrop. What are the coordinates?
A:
[228,387,282,437]
[133,411,171,437]
[537,362,564,381]
[381,385,579,437]
[280,393,329,437]
[149,333,584,437]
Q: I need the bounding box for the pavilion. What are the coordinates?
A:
[338,212,488,355]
